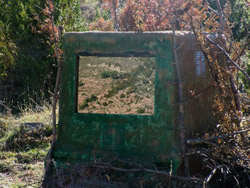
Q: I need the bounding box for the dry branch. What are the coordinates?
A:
[214,0,242,113]
[82,164,202,184]
[187,128,250,145]
[215,0,224,32]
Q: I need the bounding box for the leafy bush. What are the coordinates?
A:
[105,80,131,98]
[89,94,97,102]
[0,0,87,113]
[120,93,126,98]
[79,94,97,110]
[137,108,145,114]
[101,70,119,79]
[103,102,108,106]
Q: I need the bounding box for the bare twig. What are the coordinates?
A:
[187,128,250,145]
[43,0,63,187]
[82,164,202,184]
[215,0,224,32]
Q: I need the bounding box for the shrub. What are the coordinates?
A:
[120,93,126,98]
[79,94,97,110]
[89,94,97,102]
[79,101,88,110]
[108,100,113,104]
[137,108,145,114]
[105,88,118,98]
[103,102,108,106]
[105,80,130,98]
[101,70,119,79]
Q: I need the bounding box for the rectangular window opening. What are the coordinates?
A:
[76,53,156,115]
[195,51,206,76]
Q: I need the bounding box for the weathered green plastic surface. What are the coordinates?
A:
[54,31,207,173]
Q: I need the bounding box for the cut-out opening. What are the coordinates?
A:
[195,51,206,76]
[76,55,156,115]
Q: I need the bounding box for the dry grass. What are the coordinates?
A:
[0,105,53,188]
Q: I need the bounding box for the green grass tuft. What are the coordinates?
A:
[0,105,52,187]
[137,108,145,114]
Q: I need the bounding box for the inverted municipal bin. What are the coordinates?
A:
[54,31,217,173]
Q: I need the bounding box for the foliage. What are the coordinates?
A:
[174,1,250,181]
[0,0,87,113]
[91,0,195,31]
[0,0,55,110]
[55,0,87,32]
[230,0,250,40]
[101,70,119,79]
[79,94,97,110]
[90,17,114,31]
[136,107,145,114]
[234,0,250,91]
[241,62,250,93]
